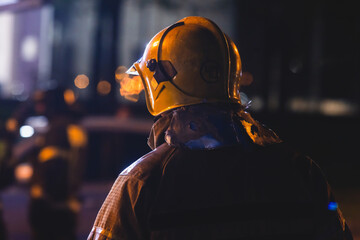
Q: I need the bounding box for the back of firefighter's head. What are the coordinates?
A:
[128,16,245,116]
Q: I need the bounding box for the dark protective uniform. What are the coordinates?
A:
[88,105,352,240]
[0,122,15,240]
[11,87,88,240]
[28,115,86,240]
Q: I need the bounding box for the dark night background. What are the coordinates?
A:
[0,0,359,239]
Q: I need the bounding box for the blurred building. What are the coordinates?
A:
[1,0,360,173]
[0,0,359,116]
[0,0,358,180]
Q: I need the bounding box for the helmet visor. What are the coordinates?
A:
[115,64,144,102]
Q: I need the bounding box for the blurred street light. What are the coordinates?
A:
[19,125,34,138]
[74,74,90,89]
[97,80,111,96]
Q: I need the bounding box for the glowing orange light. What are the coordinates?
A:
[38,146,60,162]
[74,74,89,89]
[5,118,17,132]
[67,124,87,148]
[97,80,111,95]
[31,185,43,198]
[119,75,144,102]
[68,198,81,212]
[15,163,33,183]
[0,141,6,159]
[64,89,76,105]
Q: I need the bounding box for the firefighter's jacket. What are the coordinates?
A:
[28,116,87,240]
[29,116,86,205]
[88,104,352,240]
[0,124,15,240]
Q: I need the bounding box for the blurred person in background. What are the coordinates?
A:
[0,120,15,240]
[88,16,352,240]
[15,87,87,240]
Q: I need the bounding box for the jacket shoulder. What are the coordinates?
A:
[119,143,176,180]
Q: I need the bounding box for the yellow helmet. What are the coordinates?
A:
[127,16,243,116]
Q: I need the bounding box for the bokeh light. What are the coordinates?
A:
[21,35,38,62]
[31,185,43,198]
[74,74,90,89]
[328,202,338,211]
[64,89,76,105]
[97,80,111,95]
[15,163,33,183]
[19,125,34,138]
[5,118,18,132]
[67,124,87,148]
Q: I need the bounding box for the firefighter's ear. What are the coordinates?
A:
[241,72,253,86]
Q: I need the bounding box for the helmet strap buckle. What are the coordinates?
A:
[147,59,177,84]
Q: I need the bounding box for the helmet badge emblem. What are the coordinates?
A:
[200,61,220,83]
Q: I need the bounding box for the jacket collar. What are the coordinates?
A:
[148,104,282,150]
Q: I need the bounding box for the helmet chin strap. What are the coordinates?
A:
[157,21,184,63]
[146,22,184,84]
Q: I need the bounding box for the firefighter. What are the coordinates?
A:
[0,120,15,240]
[25,87,87,240]
[88,16,353,239]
